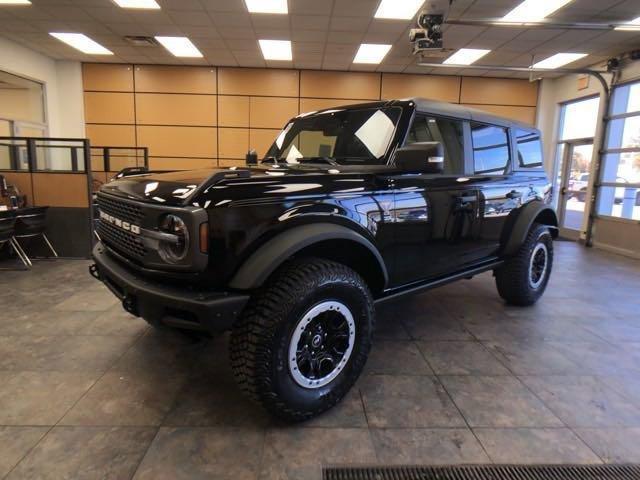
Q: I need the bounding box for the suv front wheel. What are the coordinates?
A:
[230,258,374,422]
[495,223,554,306]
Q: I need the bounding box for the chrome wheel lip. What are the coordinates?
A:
[288,300,355,389]
[528,241,548,289]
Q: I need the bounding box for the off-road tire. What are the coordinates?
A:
[495,223,553,306]
[230,257,374,422]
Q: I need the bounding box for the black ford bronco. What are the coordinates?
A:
[91,98,558,421]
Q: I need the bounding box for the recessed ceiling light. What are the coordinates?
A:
[443,48,490,65]
[245,0,287,14]
[49,33,113,55]
[258,39,292,61]
[615,16,640,31]
[0,0,31,4]
[112,0,160,8]
[155,36,203,57]
[532,53,587,69]
[354,44,392,64]
[502,0,573,22]
[375,0,424,20]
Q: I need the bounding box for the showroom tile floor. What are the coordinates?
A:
[1,241,640,479]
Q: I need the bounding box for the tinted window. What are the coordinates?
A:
[472,123,510,175]
[405,115,464,174]
[515,129,543,169]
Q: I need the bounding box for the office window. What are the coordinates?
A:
[597,81,640,220]
[405,115,464,174]
[472,123,510,175]
[515,129,543,169]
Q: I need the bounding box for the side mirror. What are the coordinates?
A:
[394,142,444,174]
[246,149,258,165]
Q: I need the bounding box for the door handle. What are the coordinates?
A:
[561,187,567,195]
[454,195,476,212]
[506,190,522,199]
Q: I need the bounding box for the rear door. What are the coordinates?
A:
[466,122,530,259]
[388,113,482,286]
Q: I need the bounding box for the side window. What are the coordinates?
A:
[472,122,510,175]
[405,115,464,174]
[515,129,543,169]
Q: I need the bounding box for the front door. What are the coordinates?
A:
[557,141,594,239]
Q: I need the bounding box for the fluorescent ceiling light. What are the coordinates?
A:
[0,0,31,4]
[615,16,640,31]
[245,0,287,14]
[49,33,113,55]
[443,48,490,65]
[502,0,573,22]
[354,44,392,64]
[155,36,203,57]
[259,39,292,61]
[532,52,587,69]
[375,0,424,19]
[112,0,160,8]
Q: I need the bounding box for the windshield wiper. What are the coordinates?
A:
[295,156,339,166]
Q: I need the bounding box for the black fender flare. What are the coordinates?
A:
[501,201,559,256]
[229,223,388,290]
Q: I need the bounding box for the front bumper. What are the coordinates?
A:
[91,242,249,332]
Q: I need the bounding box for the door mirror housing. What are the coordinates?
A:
[394,142,444,174]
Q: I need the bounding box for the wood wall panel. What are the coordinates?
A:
[219,128,248,159]
[218,95,249,127]
[136,126,217,158]
[32,173,88,207]
[134,65,216,94]
[149,157,217,170]
[136,93,217,126]
[82,64,541,168]
[85,124,136,147]
[381,74,460,102]
[218,68,299,97]
[301,71,380,100]
[83,64,133,92]
[460,77,538,107]
[463,104,537,125]
[2,172,32,205]
[300,98,363,113]
[219,158,246,167]
[249,129,279,157]
[84,92,135,124]
[250,97,298,129]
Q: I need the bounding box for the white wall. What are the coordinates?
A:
[0,36,85,138]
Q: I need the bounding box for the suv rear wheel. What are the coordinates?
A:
[230,257,374,422]
[495,223,554,306]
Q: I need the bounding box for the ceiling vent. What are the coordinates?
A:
[123,36,159,47]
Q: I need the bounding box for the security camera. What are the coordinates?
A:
[410,12,444,54]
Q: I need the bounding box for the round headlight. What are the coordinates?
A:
[158,214,189,263]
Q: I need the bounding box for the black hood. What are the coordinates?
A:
[98,163,368,207]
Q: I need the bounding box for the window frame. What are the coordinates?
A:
[596,79,640,222]
[470,120,512,176]
[513,127,544,172]
[403,112,467,176]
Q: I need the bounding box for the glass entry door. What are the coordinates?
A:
[557,141,594,238]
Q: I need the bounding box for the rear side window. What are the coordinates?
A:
[405,115,464,174]
[515,129,543,169]
[472,123,510,175]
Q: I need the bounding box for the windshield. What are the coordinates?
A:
[265,107,402,165]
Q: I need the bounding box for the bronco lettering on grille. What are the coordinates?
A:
[99,211,141,234]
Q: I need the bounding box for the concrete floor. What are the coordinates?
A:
[1,241,640,479]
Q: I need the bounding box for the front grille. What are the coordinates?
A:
[97,193,144,225]
[96,194,147,261]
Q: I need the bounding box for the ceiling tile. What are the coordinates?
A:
[333,0,378,17]
[290,0,334,15]
[291,15,330,30]
[330,16,371,32]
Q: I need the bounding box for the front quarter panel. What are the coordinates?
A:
[194,172,395,286]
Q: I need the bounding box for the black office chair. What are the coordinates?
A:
[13,206,58,267]
[0,210,31,268]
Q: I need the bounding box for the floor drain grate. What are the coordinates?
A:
[323,465,640,480]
